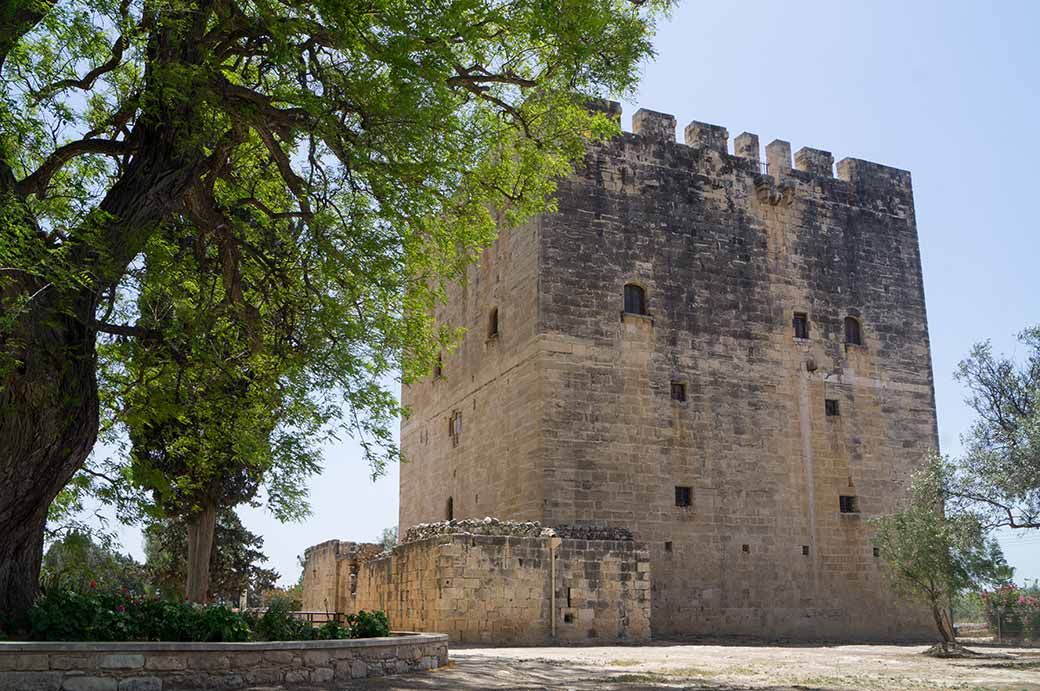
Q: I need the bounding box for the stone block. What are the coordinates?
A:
[243,668,283,685]
[144,656,186,672]
[283,669,308,683]
[117,678,161,691]
[61,677,118,691]
[99,655,144,671]
[50,655,96,671]
[186,655,229,671]
[350,660,367,679]
[311,666,335,683]
[0,672,62,691]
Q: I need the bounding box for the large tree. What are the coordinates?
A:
[0,0,669,616]
[947,326,1040,530]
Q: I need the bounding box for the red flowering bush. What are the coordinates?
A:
[981,584,1040,640]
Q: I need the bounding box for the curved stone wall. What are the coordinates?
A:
[0,632,448,690]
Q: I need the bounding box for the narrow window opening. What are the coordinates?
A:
[446,496,454,521]
[670,381,687,402]
[802,545,810,556]
[839,495,859,514]
[624,283,647,316]
[844,316,862,346]
[448,410,462,447]
[488,307,499,338]
[664,541,673,553]
[873,547,880,558]
[566,588,572,608]
[793,312,809,339]
[674,486,692,508]
[433,353,443,379]
[742,544,750,553]
[825,399,840,416]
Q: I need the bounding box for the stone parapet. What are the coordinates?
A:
[0,633,448,691]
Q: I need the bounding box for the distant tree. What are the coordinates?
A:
[872,455,1012,652]
[144,509,278,605]
[40,531,147,593]
[947,326,1040,530]
[378,526,398,551]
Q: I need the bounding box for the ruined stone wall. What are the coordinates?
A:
[306,522,651,644]
[301,541,381,613]
[535,109,937,639]
[399,219,546,532]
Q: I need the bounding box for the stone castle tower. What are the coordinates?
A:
[398,103,938,640]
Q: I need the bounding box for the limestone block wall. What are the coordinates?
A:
[397,102,939,641]
[304,521,651,644]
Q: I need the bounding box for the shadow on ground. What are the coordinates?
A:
[334,656,830,691]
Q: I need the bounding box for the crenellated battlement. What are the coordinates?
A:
[613,104,910,191]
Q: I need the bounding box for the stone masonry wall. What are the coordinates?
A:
[0,634,449,691]
[398,103,939,641]
[533,109,937,639]
[304,521,651,644]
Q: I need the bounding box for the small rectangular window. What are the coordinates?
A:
[449,411,462,447]
[793,312,809,340]
[802,545,810,556]
[839,495,859,514]
[825,399,840,416]
[670,381,687,402]
[872,547,880,558]
[741,544,750,553]
[664,541,673,552]
[675,486,692,507]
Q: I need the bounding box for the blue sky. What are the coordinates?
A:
[110,1,1039,586]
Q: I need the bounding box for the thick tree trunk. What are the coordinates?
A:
[0,287,100,618]
[185,499,219,603]
[931,603,953,644]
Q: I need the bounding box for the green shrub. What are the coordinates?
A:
[28,583,249,642]
[346,610,390,639]
[22,584,389,642]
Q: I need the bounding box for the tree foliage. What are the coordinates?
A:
[0,0,671,615]
[948,326,1040,530]
[871,454,1012,645]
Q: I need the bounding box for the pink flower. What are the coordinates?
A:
[116,605,126,613]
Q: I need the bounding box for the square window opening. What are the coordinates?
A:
[839,495,859,514]
[664,541,673,553]
[671,381,687,402]
[825,399,840,416]
[741,544,750,553]
[675,486,692,508]
[802,545,810,556]
[793,312,809,340]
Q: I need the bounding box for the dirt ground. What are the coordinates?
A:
[339,640,1040,691]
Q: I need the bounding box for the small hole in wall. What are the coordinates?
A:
[563,613,574,624]
[742,544,750,553]
[518,558,524,567]
[802,545,810,556]
[873,547,880,558]
[664,541,673,552]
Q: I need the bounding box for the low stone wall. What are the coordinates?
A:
[0,632,448,690]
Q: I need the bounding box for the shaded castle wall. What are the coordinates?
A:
[399,217,546,532]
[303,523,651,644]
